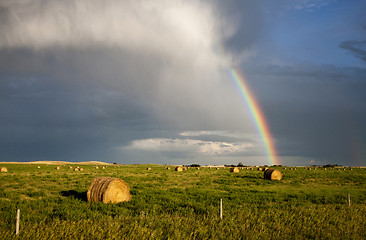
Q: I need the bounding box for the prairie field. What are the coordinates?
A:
[0,163,365,239]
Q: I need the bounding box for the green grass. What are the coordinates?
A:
[0,164,365,239]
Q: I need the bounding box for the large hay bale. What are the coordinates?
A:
[0,167,8,172]
[230,167,240,173]
[175,166,183,172]
[87,177,132,203]
[264,168,283,181]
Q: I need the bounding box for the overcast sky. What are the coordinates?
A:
[0,0,365,166]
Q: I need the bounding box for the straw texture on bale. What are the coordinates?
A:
[175,166,183,172]
[0,167,8,172]
[264,168,283,181]
[87,177,131,203]
[230,167,240,173]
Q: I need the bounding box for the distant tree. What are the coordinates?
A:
[237,162,244,167]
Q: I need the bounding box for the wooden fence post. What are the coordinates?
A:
[220,199,223,220]
[16,209,20,235]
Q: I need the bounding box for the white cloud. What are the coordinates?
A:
[123,138,253,156]
[290,0,330,12]
[179,130,259,140]
[1,0,217,54]
[180,131,220,137]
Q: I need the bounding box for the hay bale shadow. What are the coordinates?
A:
[61,190,87,201]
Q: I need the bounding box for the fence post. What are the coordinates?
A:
[16,209,20,235]
[220,198,223,220]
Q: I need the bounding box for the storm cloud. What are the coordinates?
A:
[1,0,365,166]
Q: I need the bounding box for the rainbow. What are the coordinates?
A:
[229,67,280,166]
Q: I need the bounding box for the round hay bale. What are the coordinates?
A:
[95,166,99,169]
[87,177,132,203]
[74,168,80,171]
[263,167,268,171]
[0,167,8,173]
[146,167,152,170]
[264,168,283,181]
[37,166,41,169]
[175,166,183,172]
[79,168,84,171]
[56,166,61,170]
[68,166,73,169]
[257,167,262,171]
[230,167,240,173]
[166,167,171,170]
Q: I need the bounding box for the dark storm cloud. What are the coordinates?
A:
[211,0,264,55]
[0,0,257,162]
[340,40,366,62]
[1,0,365,166]
[243,63,366,166]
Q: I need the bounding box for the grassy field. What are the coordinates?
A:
[0,163,365,239]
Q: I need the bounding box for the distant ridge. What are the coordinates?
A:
[0,161,111,165]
